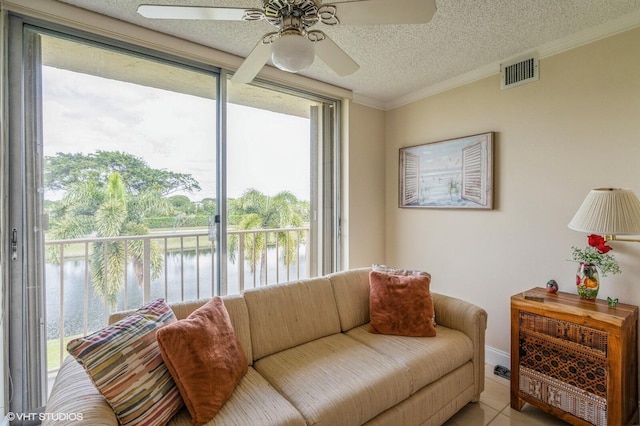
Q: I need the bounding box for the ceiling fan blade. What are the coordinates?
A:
[231,40,273,84]
[315,34,360,77]
[137,5,248,20]
[328,0,436,25]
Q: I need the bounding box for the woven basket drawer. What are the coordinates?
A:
[518,311,609,425]
[519,311,608,353]
[519,366,607,426]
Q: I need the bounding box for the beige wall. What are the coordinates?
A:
[383,27,640,357]
[345,102,386,269]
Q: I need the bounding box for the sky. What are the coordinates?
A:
[42,66,311,201]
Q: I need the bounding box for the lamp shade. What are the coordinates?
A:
[271,34,315,73]
[568,188,640,235]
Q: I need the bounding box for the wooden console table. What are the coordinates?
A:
[511,287,638,425]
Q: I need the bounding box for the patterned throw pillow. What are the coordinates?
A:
[67,299,183,426]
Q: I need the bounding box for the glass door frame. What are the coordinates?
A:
[3,11,342,414]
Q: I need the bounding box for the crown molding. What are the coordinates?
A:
[536,8,640,59]
[385,9,640,111]
[351,94,387,111]
[384,63,496,111]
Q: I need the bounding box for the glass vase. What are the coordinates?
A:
[576,262,599,300]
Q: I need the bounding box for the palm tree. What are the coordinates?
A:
[228,189,306,284]
[47,172,164,307]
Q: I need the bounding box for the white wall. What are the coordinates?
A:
[384,27,640,359]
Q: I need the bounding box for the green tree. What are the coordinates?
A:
[199,198,217,215]
[167,195,197,228]
[228,189,306,284]
[45,151,200,195]
[47,172,164,307]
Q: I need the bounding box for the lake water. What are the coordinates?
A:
[45,248,307,339]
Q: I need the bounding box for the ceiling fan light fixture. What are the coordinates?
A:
[271,33,315,73]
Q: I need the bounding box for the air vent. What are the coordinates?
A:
[501,54,539,89]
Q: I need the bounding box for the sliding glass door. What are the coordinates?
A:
[7,24,221,412]
[225,81,339,294]
[40,31,220,374]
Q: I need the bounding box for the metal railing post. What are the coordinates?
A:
[238,233,245,292]
[58,245,65,368]
[143,238,151,304]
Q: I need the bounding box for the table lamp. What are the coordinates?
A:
[568,188,640,243]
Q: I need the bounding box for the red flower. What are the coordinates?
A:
[587,234,604,247]
[587,234,612,254]
[597,243,612,253]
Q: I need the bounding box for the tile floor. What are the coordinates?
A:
[443,364,569,425]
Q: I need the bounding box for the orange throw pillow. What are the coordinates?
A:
[156,297,248,426]
[369,270,436,337]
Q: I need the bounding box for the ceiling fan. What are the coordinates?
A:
[137,0,437,83]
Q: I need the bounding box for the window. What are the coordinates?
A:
[461,141,488,205]
[3,17,341,413]
[401,151,420,205]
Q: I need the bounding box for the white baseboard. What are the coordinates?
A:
[485,345,510,368]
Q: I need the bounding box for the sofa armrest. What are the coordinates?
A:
[43,356,118,426]
[432,292,487,400]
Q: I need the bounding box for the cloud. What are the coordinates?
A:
[42,65,311,201]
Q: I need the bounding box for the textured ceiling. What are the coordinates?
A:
[57,0,640,106]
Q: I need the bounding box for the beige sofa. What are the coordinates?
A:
[45,268,487,426]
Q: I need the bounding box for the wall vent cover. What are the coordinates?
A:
[501,54,539,89]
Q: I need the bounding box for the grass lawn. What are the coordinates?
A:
[47,334,82,371]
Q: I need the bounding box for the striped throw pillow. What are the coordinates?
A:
[67,299,183,426]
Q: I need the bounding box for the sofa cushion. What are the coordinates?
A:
[214,295,253,365]
[166,368,306,426]
[362,363,475,426]
[67,299,182,426]
[157,297,248,426]
[44,359,305,426]
[346,324,474,394]
[328,268,372,331]
[368,270,436,337]
[243,277,341,360]
[43,356,118,426]
[254,333,411,426]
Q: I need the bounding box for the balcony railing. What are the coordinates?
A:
[45,227,309,374]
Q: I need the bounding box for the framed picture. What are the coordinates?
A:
[399,132,494,209]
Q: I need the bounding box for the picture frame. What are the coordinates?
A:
[399,132,494,209]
